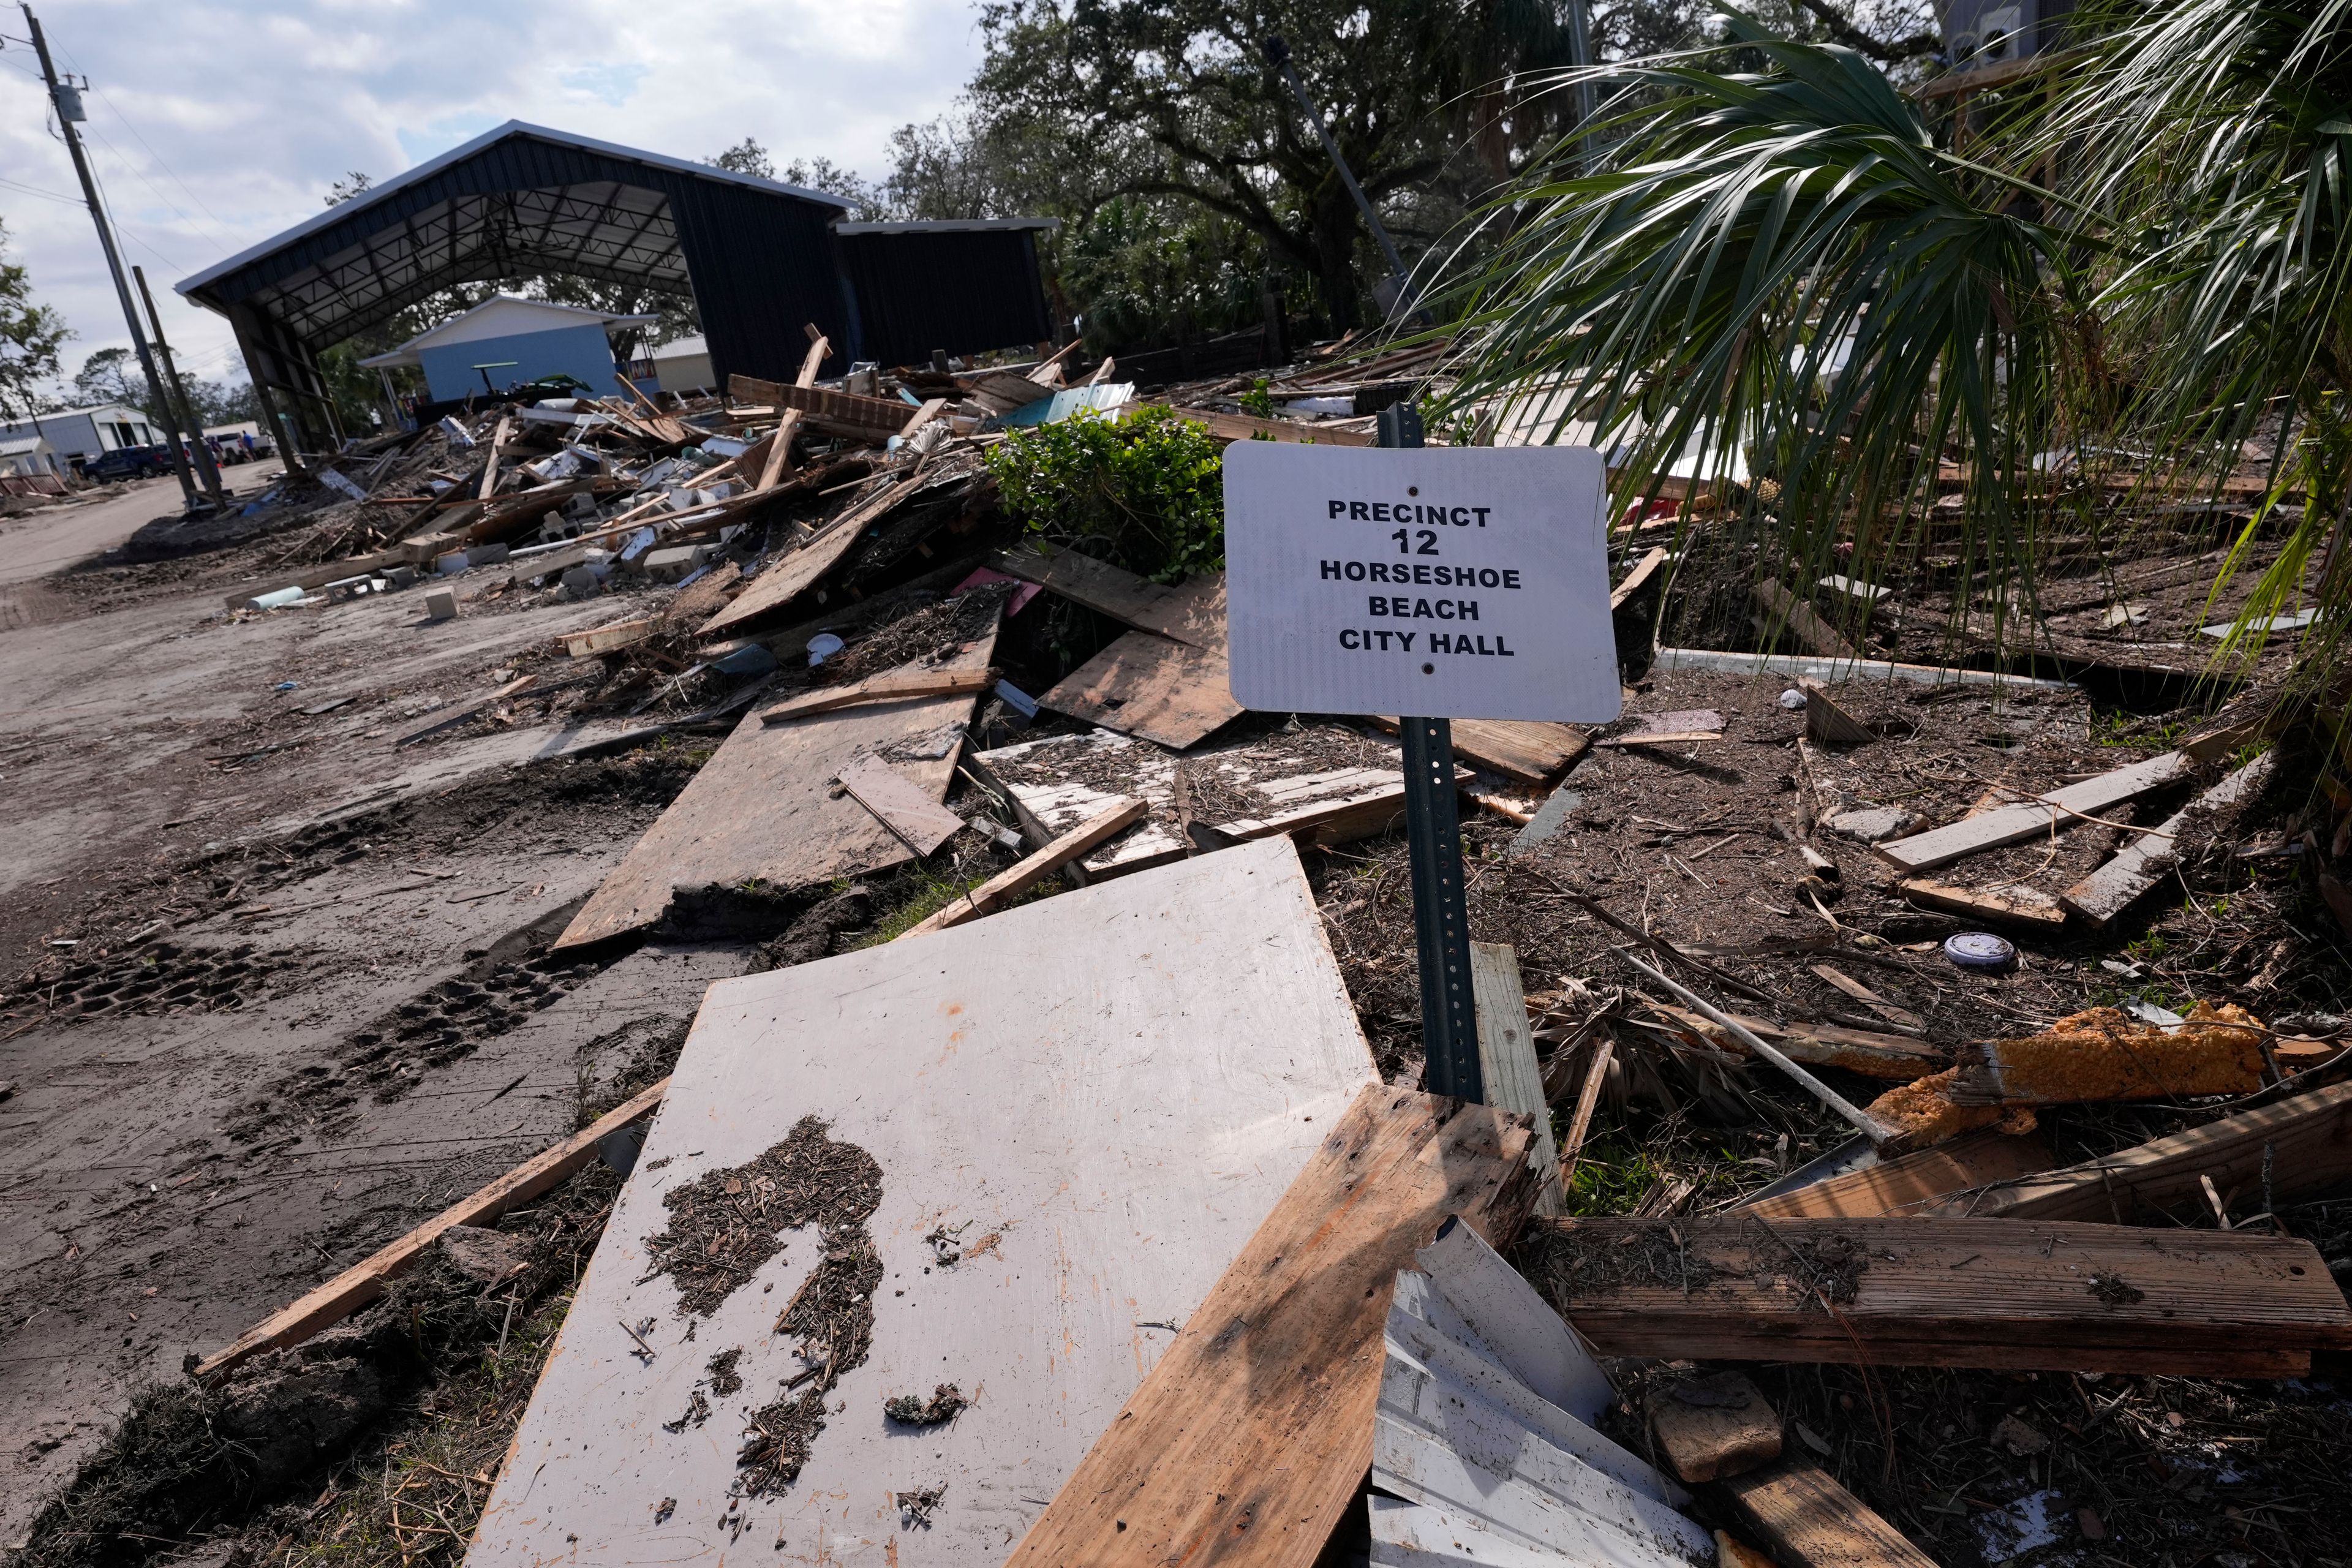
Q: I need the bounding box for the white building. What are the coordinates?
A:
[627,334,715,395]
[0,404,160,471]
[0,433,62,478]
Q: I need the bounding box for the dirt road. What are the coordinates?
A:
[0,494,739,1534]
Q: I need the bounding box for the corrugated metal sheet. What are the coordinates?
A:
[833,227,1052,369]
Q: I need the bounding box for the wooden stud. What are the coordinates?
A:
[1471,942,1564,1215]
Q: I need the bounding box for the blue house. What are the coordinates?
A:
[360,295,657,402]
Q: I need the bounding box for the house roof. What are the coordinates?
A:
[357,293,660,368]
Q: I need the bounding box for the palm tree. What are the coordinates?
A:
[1431,0,2351,722]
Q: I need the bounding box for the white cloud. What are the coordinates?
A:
[0,0,987,397]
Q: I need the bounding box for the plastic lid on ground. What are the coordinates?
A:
[806,633,845,667]
[1943,931,2018,971]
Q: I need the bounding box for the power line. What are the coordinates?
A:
[0,173,83,205]
[49,37,237,240]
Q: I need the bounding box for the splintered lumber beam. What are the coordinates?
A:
[1953,1077,2352,1224]
[1373,715,1589,783]
[560,618,654,658]
[1005,1088,1542,1568]
[1610,545,1670,611]
[1738,1129,2055,1219]
[2062,752,2275,926]
[1646,1004,1946,1082]
[1797,677,1876,747]
[477,414,511,500]
[898,796,1148,938]
[1713,1459,1939,1568]
[728,374,909,439]
[1471,942,1565,1215]
[753,331,829,492]
[194,1078,668,1382]
[1516,1215,2352,1376]
[1150,402,1378,447]
[987,548,1222,646]
[698,470,919,636]
[1875,749,2189,875]
[1894,876,2067,928]
[760,665,993,723]
[1754,578,1857,660]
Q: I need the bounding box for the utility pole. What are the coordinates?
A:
[133,265,225,503]
[21,3,205,511]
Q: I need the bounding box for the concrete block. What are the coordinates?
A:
[560,566,604,601]
[383,565,420,589]
[467,542,511,567]
[424,589,459,620]
[644,544,712,583]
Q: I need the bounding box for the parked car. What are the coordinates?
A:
[81,445,172,483]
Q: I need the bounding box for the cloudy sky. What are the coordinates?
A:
[0,0,986,400]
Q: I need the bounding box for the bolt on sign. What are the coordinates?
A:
[1223,442,1623,722]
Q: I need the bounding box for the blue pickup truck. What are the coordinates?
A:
[80,444,174,483]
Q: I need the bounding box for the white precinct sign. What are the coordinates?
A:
[1222,442,1624,723]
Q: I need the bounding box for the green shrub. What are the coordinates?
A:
[984,405,1224,584]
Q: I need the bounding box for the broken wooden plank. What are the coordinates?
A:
[559,617,654,658]
[477,413,511,500]
[836,753,965,856]
[1006,1089,1541,1568]
[553,635,995,949]
[194,1077,668,1382]
[1594,730,1723,749]
[1713,1458,1939,1568]
[1374,715,1589,783]
[394,674,537,748]
[1877,749,2190,875]
[753,330,829,491]
[1041,629,1243,749]
[1754,578,1857,660]
[1517,1215,2352,1374]
[1894,876,2068,928]
[986,548,1223,646]
[973,726,1452,880]
[1646,1004,1946,1082]
[1610,546,1670,611]
[1809,963,1924,1033]
[474,837,1384,1567]
[899,796,1148,938]
[728,372,909,438]
[1560,1030,1615,1185]
[1952,1077,2352,1223]
[1738,1129,2056,1219]
[1472,942,1565,1216]
[2062,751,2275,926]
[1797,677,1876,747]
[1150,402,1378,446]
[760,665,993,723]
[698,470,918,636]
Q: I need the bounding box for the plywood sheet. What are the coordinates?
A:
[1042,629,1243,749]
[700,473,914,636]
[553,635,993,949]
[470,837,1379,1567]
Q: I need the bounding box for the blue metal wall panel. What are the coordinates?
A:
[415,323,623,401]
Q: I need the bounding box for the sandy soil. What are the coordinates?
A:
[0,486,736,1534]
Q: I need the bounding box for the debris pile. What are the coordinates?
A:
[13,323,2352,1568]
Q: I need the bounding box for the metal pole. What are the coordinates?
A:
[1380,403,1483,1101]
[1262,35,1415,318]
[133,265,226,504]
[21,4,203,513]
[1564,0,1598,166]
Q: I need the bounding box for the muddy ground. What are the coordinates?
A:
[4,475,2348,1568]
